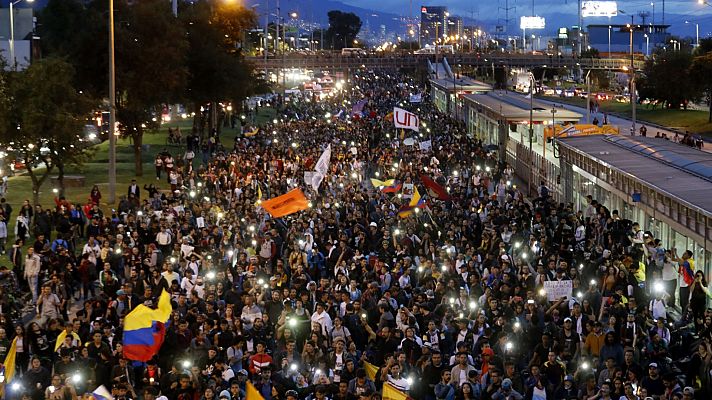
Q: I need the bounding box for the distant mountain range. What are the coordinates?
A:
[245,0,710,41]
[4,0,708,40]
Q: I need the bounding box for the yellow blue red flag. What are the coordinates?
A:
[398,187,426,218]
[122,290,172,361]
[370,178,395,188]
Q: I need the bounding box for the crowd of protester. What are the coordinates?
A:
[0,69,708,400]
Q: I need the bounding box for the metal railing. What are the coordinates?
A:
[245,53,644,71]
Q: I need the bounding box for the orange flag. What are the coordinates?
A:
[260,188,309,218]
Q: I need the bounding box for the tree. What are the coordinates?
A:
[325,11,362,50]
[37,0,109,97]
[690,53,712,122]
[38,0,185,177]
[580,48,600,58]
[638,50,699,109]
[396,41,419,51]
[114,0,188,176]
[694,38,712,56]
[180,1,261,135]
[0,60,9,132]
[1,58,92,206]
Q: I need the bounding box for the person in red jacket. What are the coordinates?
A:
[248,342,273,377]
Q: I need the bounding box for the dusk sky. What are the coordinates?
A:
[336,0,712,36]
[337,0,707,20]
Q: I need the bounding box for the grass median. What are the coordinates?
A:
[3,107,277,243]
[537,95,712,136]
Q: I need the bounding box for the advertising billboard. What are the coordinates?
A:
[581,1,618,17]
[520,16,546,30]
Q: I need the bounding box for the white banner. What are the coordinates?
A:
[409,93,422,103]
[582,1,618,17]
[520,16,546,30]
[311,144,331,191]
[419,140,432,151]
[393,107,420,132]
[544,280,573,302]
[304,171,315,186]
[402,183,414,199]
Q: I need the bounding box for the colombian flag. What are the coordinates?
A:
[261,188,309,218]
[370,178,395,188]
[363,360,379,380]
[246,380,265,400]
[0,337,17,396]
[122,290,172,362]
[398,187,426,218]
[370,178,402,193]
[382,383,412,400]
[681,258,695,286]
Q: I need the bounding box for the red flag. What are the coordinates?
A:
[420,174,451,200]
[381,183,402,193]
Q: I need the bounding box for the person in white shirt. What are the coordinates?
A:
[649,291,668,321]
[180,269,196,294]
[661,249,678,306]
[310,303,333,337]
[82,237,100,266]
[162,262,180,286]
[156,226,172,253]
[385,363,410,392]
[186,254,201,276]
[241,295,262,330]
[24,248,42,303]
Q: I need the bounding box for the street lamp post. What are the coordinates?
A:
[542,107,556,177]
[289,12,299,50]
[608,25,611,59]
[686,21,699,48]
[528,72,535,197]
[585,70,591,123]
[8,0,35,70]
[626,19,637,136]
[264,0,269,75]
[108,0,117,204]
[644,34,649,56]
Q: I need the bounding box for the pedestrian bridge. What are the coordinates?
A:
[245,53,644,72]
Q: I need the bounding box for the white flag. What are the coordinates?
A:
[311,144,331,191]
[311,173,325,192]
[92,385,115,400]
[409,93,422,103]
[419,140,432,151]
[393,107,420,132]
